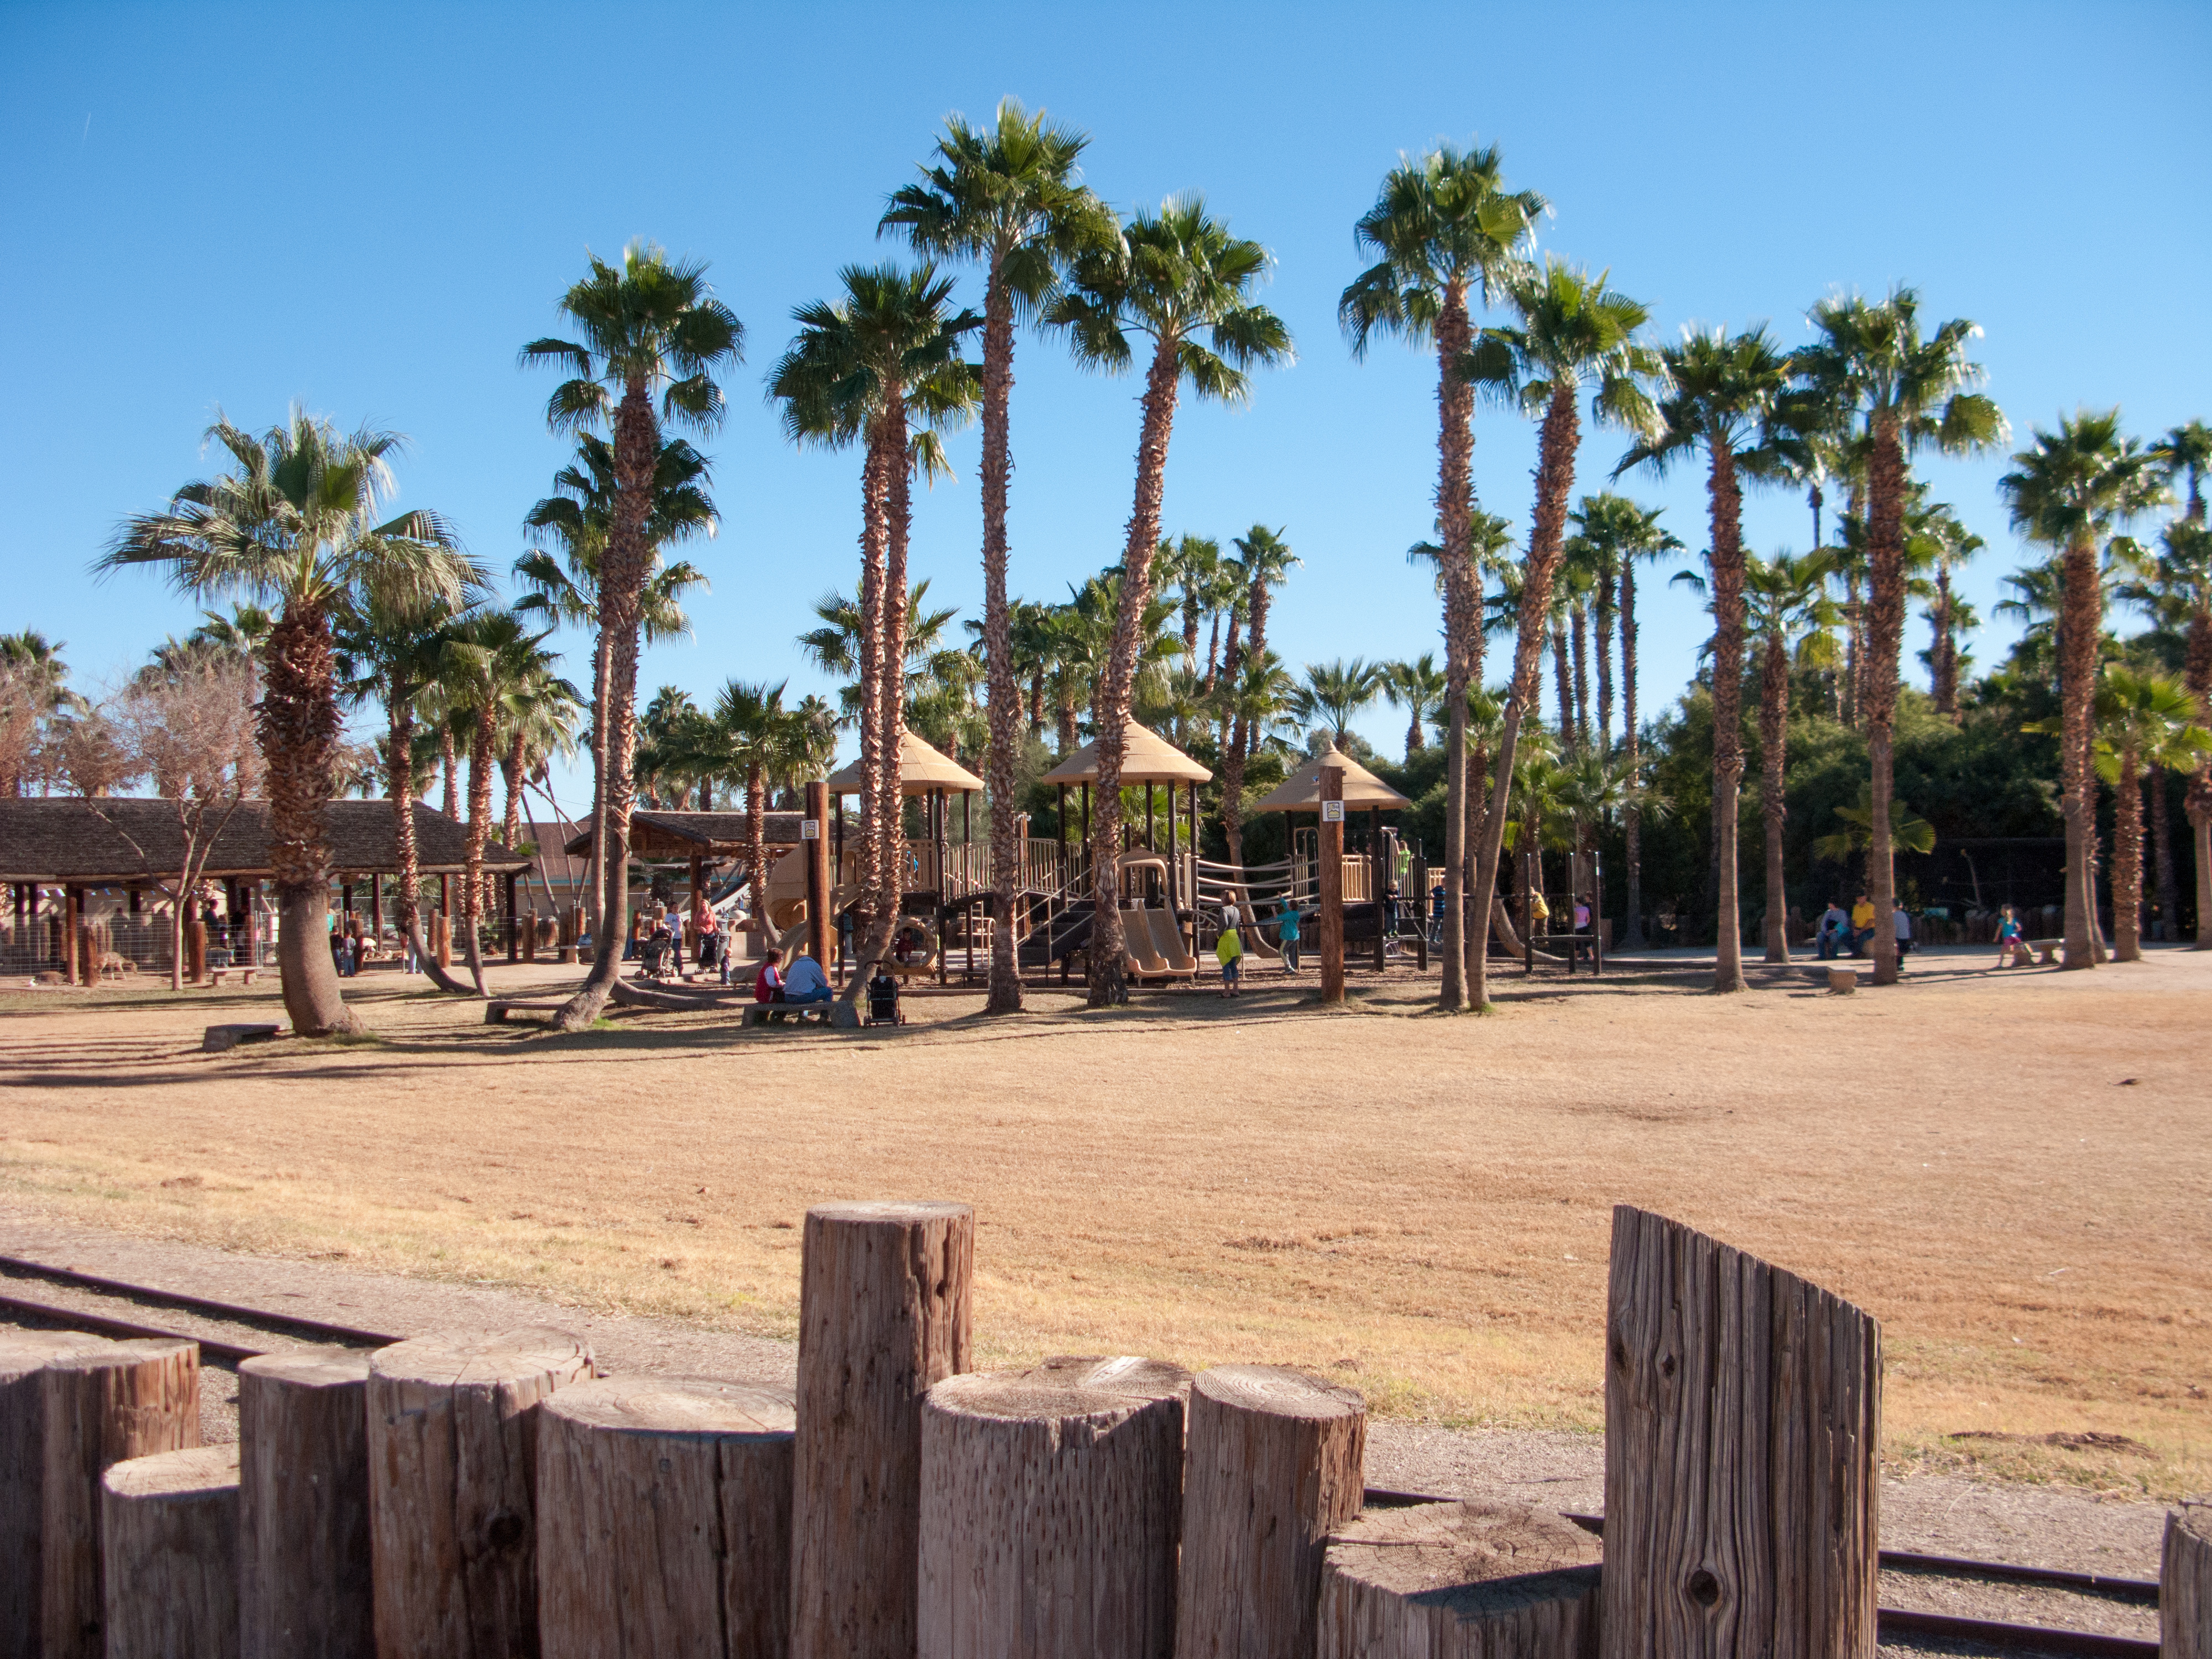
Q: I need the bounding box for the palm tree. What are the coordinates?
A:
[1917,504,1984,717]
[771,264,979,994]
[0,632,80,795]
[497,645,581,870]
[1619,326,1794,990]
[2093,667,2212,962]
[1999,411,2168,968]
[1341,143,1542,1010]
[2143,521,2212,944]
[2151,421,2212,524]
[1798,287,2003,984]
[100,411,473,1035]
[1746,552,1839,961]
[1812,787,1936,873]
[1050,196,1292,1005]
[1216,649,1298,867]
[1381,655,1448,757]
[709,680,805,936]
[1233,525,1300,698]
[1161,533,1224,681]
[1601,501,1681,947]
[883,99,1117,1014]
[800,580,962,727]
[1291,658,1385,748]
[520,242,742,1027]
[1459,258,1660,1008]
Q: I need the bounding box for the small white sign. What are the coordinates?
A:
[800,819,821,841]
[1321,800,1345,823]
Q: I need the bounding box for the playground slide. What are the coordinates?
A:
[1122,907,1171,979]
[1140,909,1197,977]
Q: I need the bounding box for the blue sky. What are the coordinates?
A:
[6,1,2208,816]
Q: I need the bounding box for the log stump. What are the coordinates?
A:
[366,1327,593,1659]
[41,1338,202,1659]
[919,1356,1190,1659]
[101,1443,241,1659]
[1603,1205,1879,1659]
[789,1200,973,1659]
[536,1376,796,1659]
[238,1347,374,1659]
[2167,1502,2212,1659]
[1175,1364,1367,1659]
[1318,1500,1600,1658]
[0,1331,114,1659]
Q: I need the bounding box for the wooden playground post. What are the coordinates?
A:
[101,1444,239,1659]
[2168,1503,2212,1659]
[1320,1500,1601,1658]
[1371,807,1386,973]
[806,780,832,973]
[62,884,80,982]
[237,1348,374,1659]
[1319,764,1345,1003]
[0,1332,114,1659]
[505,871,519,963]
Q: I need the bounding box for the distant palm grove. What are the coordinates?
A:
[8,106,2209,1032]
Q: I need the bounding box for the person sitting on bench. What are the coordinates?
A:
[782,953,832,1004]
[754,957,784,1003]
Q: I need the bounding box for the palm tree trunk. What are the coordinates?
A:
[1570,602,1590,749]
[1594,581,1615,756]
[439,727,458,819]
[260,604,359,1036]
[1621,562,1646,949]
[1087,338,1183,1007]
[1432,282,1477,1012]
[747,767,769,953]
[1760,633,1791,964]
[1933,565,1959,718]
[2185,606,2212,948]
[2114,750,2143,962]
[2151,764,2179,941]
[2058,529,2101,968]
[1844,570,1864,728]
[1551,618,1574,751]
[386,687,473,997]
[1216,610,1244,755]
[1470,383,1580,1009]
[1707,441,1751,993]
[1864,410,1907,988]
[585,635,609,944]
[835,411,897,1006]
[463,706,495,996]
[977,268,1025,1014]
[503,730,526,858]
[871,405,915,975]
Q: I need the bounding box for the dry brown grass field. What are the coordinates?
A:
[1,949,2205,1499]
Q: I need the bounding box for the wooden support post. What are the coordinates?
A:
[806,780,832,972]
[0,1332,113,1659]
[63,884,80,982]
[1176,1365,1366,1659]
[1371,807,1386,973]
[366,1328,593,1659]
[790,1201,974,1659]
[1319,1500,1601,1659]
[101,1444,240,1659]
[41,1339,202,1659]
[505,871,519,963]
[1319,765,1345,1003]
[1604,1204,1879,1659]
[238,1348,373,1659]
[537,1377,796,1659]
[2167,1503,2212,1659]
[369,875,382,943]
[919,1357,1188,1659]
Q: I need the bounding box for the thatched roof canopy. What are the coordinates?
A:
[561,810,806,861]
[1251,749,1412,812]
[1042,720,1212,786]
[825,731,984,796]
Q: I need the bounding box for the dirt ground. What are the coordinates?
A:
[1,944,2205,1515]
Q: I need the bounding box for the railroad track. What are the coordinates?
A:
[0,1261,2163,1656]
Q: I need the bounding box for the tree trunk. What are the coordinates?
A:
[2114,753,2144,962]
[1760,634,1792,964]
[1604,1204,1880,1659]
[41,1340,202,1659]
[0,1333,112,1659]
[978,263,1025,1015]
[2059,530,2101,969]
[238,1348,374,1659]
[1176,1364,1366,1659]
[440,726,459,820]
[1622,564,1646,948]
[1932,565,1959,718]
[2164,1504,2212,1659]
[839,409,899,1003]
[2151,764,2179,942]
[747,769,769,953]
[536,1376,795,1659]
[101,1444,239,1659]
[366,1328,594,1659]
[1431,286,1478,1011]
[462,707,495,996]
[503,728,526,859]
[1861,412,1907,987]
[790,1201,973,1659]
[873,405,915,973]
[587,635,609,943]
[917,1357,1187,1659]
[1318,1500,1600,1659]
[261,606,358,1035]
[1088,339,1183,1007]
[1595,579,1616,756]
[1571,602,1591,748]
[1705,443,1751,992]
[2185,606,2212,948]
[1551,617,1574,750]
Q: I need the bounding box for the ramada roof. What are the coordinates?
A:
[561,810,807,861]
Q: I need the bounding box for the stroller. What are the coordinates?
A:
[638,932,677,982]
[867,968,904,1027]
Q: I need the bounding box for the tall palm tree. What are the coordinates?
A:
[1618,326,1794,990]
[1798,287,2002,984]
[709,679,805,936]
[1233,525,1300,700]
[1050,196,1292,1005]
[1746,552,1839,961]
[883,99,1117,1013]
[1290,659,1386,749]
[2144,521,2212,944]
[1162,533,1224,682]
[1459,258,1660,1007]
[771,264,979,994]
[1381,655,1448,757]
[520,242,742,1027]
[1341,143,1542,1010]
[800,580,962,727]
[1216,649,1298,867]
[1917,504,1984,717]
[497,644,581,870]
[0,632,79,796]
[1596,500,1681,947]
[2093,667,2212,962]
[101,411,473,1035]
[439,611,556,992]
[1999,411,2168,968]
[2151,421,2212,524]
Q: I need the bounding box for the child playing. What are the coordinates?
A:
[1215,919,1243,997]
[1277,905,1301,973]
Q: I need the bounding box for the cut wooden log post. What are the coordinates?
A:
[41,1338,202,1659]
[2167,1502,2212,1659]
[1603,1204,1879,1659]
[919,1355,1190,1659]
[1318,1500,1601,1658]
[1175,1364,1367,1659]
[238,1347,374,1659]
[789,1200,973,1659]
[536,1376,796,1659]
[0,1331,114,1659]
[102,1443,241,1659]
[366,1327,593,1659]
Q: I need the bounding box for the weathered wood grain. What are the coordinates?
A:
[102,1443,241,1659]
[1318,1499,1601,1658]
[1602,1204,1879,1659]
[536,1375,796,1659]
[919,1355,1190,1659]
[41,1338,202,1659]
[0,1331,114,1659]
[2167,1502,2212,1659]
[366,1326,593,1659]
[789,1199,973,1659]
[238,1347,374,1659]
[1175,1363,1366,1659]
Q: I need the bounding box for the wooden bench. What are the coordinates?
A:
[742,1001,839,1029]
[205,967,258,987]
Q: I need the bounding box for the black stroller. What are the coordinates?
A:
[867,968,904,1027]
